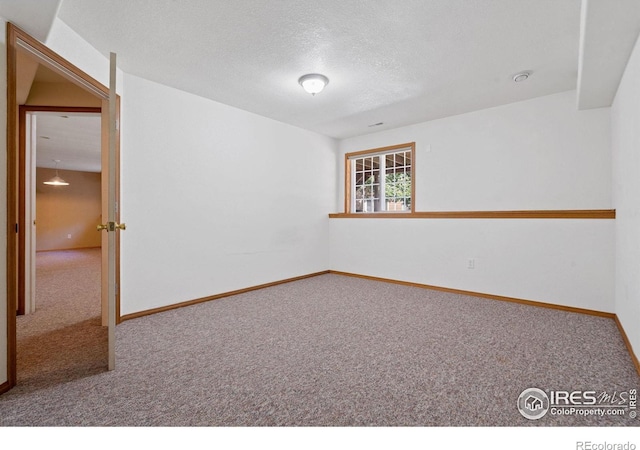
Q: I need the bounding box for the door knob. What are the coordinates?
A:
[97,222,127,232]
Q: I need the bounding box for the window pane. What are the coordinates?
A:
[349,146,412,213]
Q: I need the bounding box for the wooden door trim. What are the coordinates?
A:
[6,23,121,391]
[11,25,109,98]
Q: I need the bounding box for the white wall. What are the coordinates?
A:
[120,74,337,315]
[45,18,123,94]
[337,90,611,211]
[0,18,8,386]
[612,32,640,358]
[331,91,615,312]
[331,219,614,312]
[44,18,337,316]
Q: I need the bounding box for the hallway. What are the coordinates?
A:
[16,248,107,393]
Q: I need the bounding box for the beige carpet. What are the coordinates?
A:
[1,250,638,426]
[16,248,107,391]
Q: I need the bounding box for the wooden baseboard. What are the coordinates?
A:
[0,380,11,395]
[120,271,330,322]
[614,316,640,377]
[36,246,101,253]
[329,270,615,318]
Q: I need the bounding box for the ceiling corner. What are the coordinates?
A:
[577,0,640,110]
[0,0,61,42]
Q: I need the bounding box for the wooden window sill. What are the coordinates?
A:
[328,210,616,219]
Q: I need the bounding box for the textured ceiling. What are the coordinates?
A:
[3,0,640,146]
[55,0,582,139]
[577,0,640,109]
[0,0,60,41]
[34,113,101,173]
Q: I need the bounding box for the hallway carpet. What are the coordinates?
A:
[15,248,107,393]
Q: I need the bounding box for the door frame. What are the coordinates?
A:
[5,23,121,392]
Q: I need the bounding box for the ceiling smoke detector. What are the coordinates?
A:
[513,72,530,83]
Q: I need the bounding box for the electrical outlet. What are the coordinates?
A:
[467,258,475,269]
[67,234,72,239]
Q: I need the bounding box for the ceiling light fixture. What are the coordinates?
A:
[513,72,530,83]
[298,73,329,96]
[43,159,70,186]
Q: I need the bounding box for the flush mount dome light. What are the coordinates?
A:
[513,72,530,82]
[298,73,329,95]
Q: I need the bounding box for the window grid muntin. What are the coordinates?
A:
[350,147,412,213]
[384,150,411,211]
[353,157,381,212]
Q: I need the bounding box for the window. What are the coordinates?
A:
[345,143,415,213]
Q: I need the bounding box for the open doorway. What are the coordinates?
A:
[5,23,121,393]
[16,108,106,388]
[19,108,102,314]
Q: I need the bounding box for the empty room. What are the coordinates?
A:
[0,0,639,443]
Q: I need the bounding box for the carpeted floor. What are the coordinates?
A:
[14,248,107,393]
[1,249,638,426]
